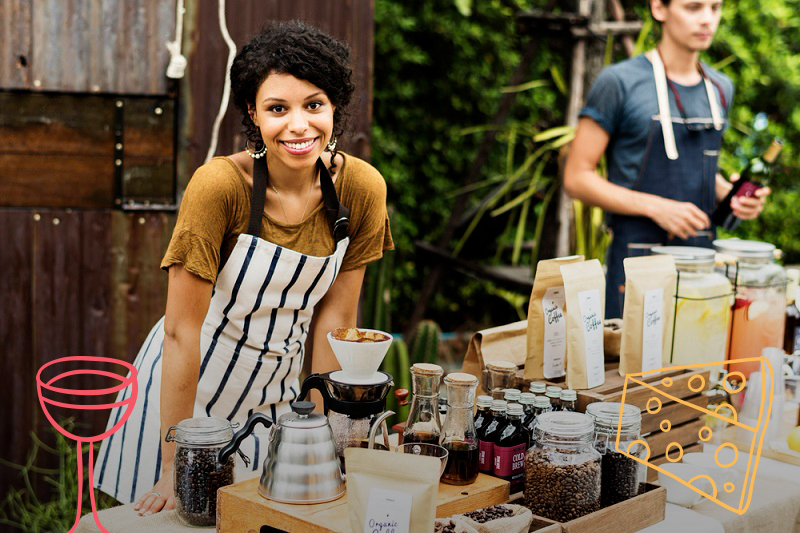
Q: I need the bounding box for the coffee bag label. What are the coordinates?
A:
[363,487,412,533]
[578,289,605,389]
[493,443,526,478]
[542,286,567,379]
[642,288,664,373]
[478,440,494,472]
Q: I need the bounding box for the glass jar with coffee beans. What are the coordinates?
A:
[586,402,645,507]
[524,411,601,522]
[166,417,237,527]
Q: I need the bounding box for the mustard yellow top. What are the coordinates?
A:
[161,153,393,283]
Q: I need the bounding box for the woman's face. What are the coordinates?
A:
[250,72,335,173]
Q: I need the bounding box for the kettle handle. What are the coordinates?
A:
[296,373,331,415]
[218,412,273,464]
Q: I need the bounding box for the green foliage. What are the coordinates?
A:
[380,339,411,424]
[0,420,116,532]
[373,0,564,331]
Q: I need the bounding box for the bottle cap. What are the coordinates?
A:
[545,391,561,400]
[534,396,551,408]
[560,390,578,401]
[490,399,508,412]
[519,392,536,404]
[507,403,524,416]
[529,382,547,394]
[503,388,521,401]
[546,386,562,394]
[477,395,493,408]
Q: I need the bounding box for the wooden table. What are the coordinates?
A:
[217,474,510,532]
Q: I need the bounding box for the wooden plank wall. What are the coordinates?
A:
[183,0,375,186]
[0,0,176,95]
[0,210,174,503]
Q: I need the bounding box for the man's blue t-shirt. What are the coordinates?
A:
[579,55,734,190]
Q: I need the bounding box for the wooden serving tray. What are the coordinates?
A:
[217,473,510,532]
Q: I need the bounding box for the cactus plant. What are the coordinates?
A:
[409,319,442,365]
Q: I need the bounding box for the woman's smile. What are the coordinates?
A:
[280,136,319,155]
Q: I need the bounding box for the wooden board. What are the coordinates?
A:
[641,394,708,435]
[576,367,711,413]
[645,418,706,459]
[510,483,666,533]
[217,474,510,532]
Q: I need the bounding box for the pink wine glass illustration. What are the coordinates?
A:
[37,356,138,533]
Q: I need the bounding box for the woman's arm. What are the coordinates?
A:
[564,117,711,240]
[135,265,212,516]
[306,266,366,407]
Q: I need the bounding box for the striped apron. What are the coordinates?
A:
[94,157,351,504]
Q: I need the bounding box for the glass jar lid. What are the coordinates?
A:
[411,363,444,376]
[486,361,517,374]
[713,239,775,260]
[585,402,641,429]
[651,246,715,265]
[170,417,235,445]
[535,411,595,439]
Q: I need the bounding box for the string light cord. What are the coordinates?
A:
[205,0,237,163]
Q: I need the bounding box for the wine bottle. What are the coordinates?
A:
[712,139,783,231]
[785,269,800,356]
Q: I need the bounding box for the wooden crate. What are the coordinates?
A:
[575,367,712,485]
[513,483,666,533]
[217,474,509,532]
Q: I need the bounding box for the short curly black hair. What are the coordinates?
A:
[230,20,355,152]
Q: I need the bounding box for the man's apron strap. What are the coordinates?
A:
[648,49,680,161]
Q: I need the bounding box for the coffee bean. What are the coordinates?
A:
[600,450,641,507]
[174,446,235,527]
[524,449,601,522]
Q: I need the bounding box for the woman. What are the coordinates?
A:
[93,21,393,516]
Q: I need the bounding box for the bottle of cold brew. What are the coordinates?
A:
[559,390,577,412]
[519,392,535,419]
[478,400,507,475]
[525,395,552,444]
[493,403,528,493]
[474,395,493,439]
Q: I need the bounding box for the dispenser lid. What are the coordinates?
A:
[651,246,715,265]
[713,239,775,259]
[280,401,329,429]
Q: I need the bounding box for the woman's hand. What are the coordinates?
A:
[134,468,175,516]
[645,195,710,240]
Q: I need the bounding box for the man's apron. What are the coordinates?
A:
[94,157,350,503]
[605,50,726,318]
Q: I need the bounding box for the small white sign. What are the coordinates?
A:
[542,286,567,379]
[578,289,605,389]
[642,288,664,373]
[363,487,412,533]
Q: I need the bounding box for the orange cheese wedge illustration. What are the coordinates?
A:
[616,356,773,515]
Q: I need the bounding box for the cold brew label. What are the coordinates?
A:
[578,289,605,389]
[542,286,567,379]
[642,288,664,373]
[493,443,526,479]
[363,487,412,533]
[478,440,494,472]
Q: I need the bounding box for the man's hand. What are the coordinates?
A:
[134,467,176,516]
[646,196,710,240]
[729,174,771,220]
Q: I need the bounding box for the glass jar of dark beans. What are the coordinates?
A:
[524,411,601,522]
[586,402,645,507]
[166,417,237,527]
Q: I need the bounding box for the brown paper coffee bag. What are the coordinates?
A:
[619,255,677,376]
[462,321,527,395]
[345,447,440,532]
[561,259,606,390]
[524,256,584,381]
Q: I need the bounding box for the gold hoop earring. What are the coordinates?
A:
[326,135,338,152]
[245,139,267,159]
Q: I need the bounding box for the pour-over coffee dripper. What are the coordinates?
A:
[297,328,400,470]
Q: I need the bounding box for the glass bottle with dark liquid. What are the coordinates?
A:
[524,396,552,445]
[474,395,493,438]
[403,363,444,446]
[479,400,507,476]
[440,373,480,485]
[493,403,528,493]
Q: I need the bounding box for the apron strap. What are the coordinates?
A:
[648,50,680,161]
[702,70,724,131]
[247,157,268,236]
[247,156,350,243]
[317,157,350,243]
